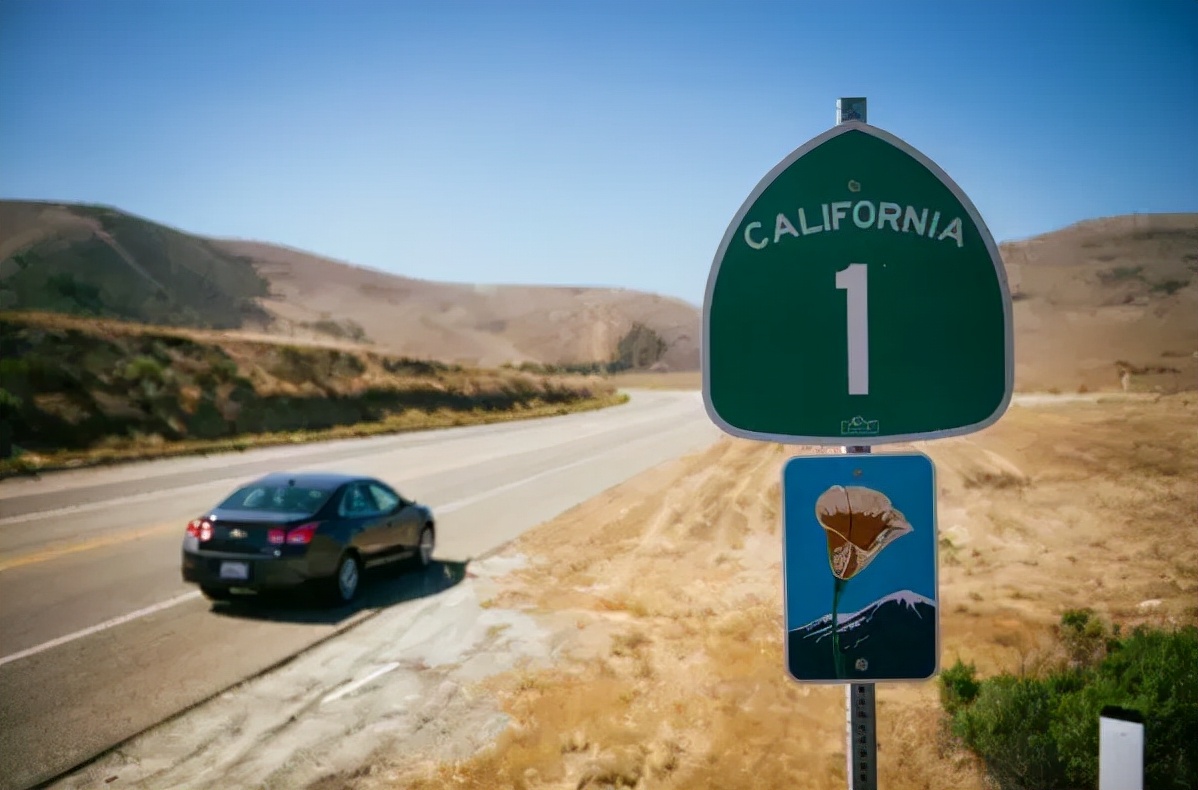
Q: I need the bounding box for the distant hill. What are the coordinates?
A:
[210,238,700,371]
[0,200,700,370]
[2,200,1195,388]
[1002,213,1198,392]
[0,201,272,330]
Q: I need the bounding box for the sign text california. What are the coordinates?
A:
[742,200,965,251]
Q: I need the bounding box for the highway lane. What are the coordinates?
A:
[0,390,722,790]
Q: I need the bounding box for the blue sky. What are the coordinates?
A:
[782,453,937,631]
[2,0,1195,306]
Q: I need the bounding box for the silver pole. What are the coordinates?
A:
[837,96,877,790]
[842,445,878,790]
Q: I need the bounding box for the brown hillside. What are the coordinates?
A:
[211,239,700,370]
[3,201,1195,389]
[0,201,272,330]
[0,201,699,371]
[1000,213,1198,392]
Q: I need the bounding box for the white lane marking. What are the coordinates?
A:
[0,479,234,526]
[320,662,400,705]
[431,420,697,515]
[436,455,602,514]
[0,591,203,669]
[0,399,688,527]
[0,427,696,669]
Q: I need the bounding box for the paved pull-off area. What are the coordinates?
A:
[0,390,722,790]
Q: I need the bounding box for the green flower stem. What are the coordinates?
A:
[831,576,847,679]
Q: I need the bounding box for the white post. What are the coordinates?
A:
[1099,706,1144,790]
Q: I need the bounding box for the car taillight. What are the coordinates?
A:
[286,522,319,545]
[267,529,286,545]
[187,519,213,541]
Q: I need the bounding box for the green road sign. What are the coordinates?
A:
[703,121,1013,445]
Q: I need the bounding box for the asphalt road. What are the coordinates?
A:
[0,390,722,790]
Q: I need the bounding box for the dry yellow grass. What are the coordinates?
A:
[353,393,1196,790]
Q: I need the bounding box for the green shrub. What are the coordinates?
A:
[951,673,1072,789]
[0,358,30,391]
[939,659,981,718]
[329,350,365,377]
[121,355,165,383]
[942,614,1198,790]
[46,271,105,314]
[1053,626,1198,789]
[380,356,442,377]
[304,318,369,342]
[615,322,667,369]
[1151,278,1189,296]
[0,388,22,418]
[205,352,239,381]
[1058,607,1119,668]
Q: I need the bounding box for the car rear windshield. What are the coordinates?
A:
[217,484,335,516]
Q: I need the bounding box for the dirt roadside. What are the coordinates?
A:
[336,393,1197,789]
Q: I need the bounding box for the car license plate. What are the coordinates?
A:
[220,561,249,580]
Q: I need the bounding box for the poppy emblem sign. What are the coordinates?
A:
[782,452,939,683]
[702,121,1014,445]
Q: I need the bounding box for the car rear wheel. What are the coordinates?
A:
[417,524,435,568]
[327,552,362,605]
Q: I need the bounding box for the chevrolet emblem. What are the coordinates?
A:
[229,529,248,539]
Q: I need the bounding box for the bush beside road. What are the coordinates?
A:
[0,311,626,478]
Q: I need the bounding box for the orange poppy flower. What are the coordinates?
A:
[815,485,913,580]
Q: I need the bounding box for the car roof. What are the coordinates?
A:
[246,471,374,489]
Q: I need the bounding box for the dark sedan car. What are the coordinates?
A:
[181,471,435,605]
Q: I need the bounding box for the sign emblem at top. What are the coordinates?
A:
[702,106,1013,445]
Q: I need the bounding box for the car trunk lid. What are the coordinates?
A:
[200,509,312,553]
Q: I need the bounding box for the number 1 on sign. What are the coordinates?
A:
[835,263,869,395]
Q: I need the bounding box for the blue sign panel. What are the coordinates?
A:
[782,452,940,683]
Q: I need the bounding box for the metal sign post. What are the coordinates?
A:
[841,103,876,790]
[844,445,877,790]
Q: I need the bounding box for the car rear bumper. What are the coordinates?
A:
[181,549,314,590]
